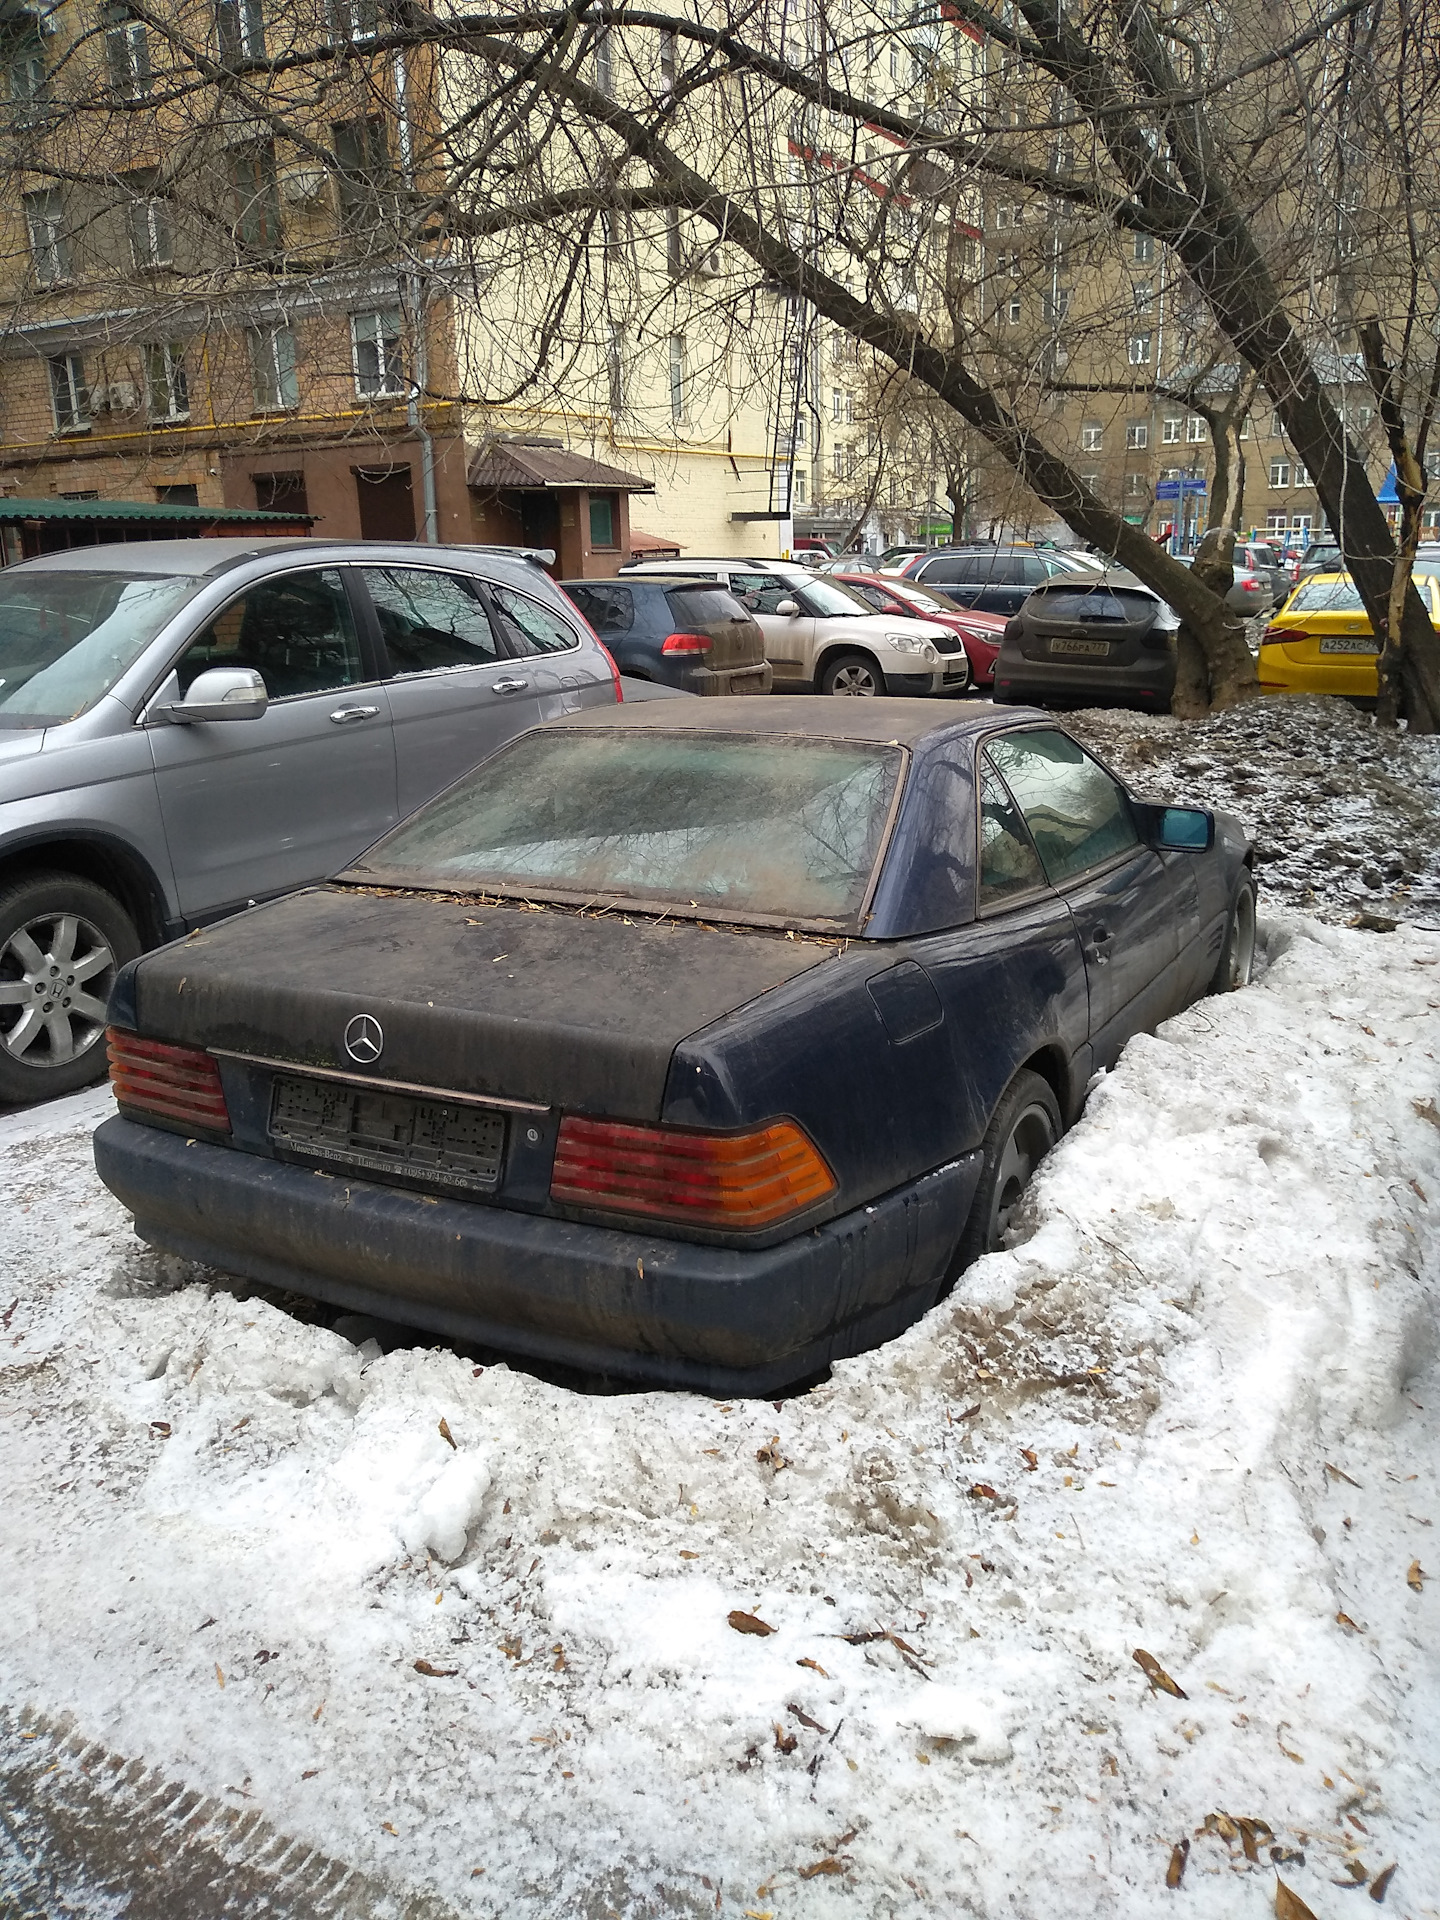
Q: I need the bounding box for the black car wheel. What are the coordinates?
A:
[955,1069,1061,1267]
[1209,874,1257,993]
[820,652,887,697]
[0,873,138,1105]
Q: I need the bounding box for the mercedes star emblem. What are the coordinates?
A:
[343,1013,384,1065]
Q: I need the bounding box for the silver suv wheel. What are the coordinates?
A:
[0,909,117,1069]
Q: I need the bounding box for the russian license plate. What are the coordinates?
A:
[269,1075,506,1193]
[1319,635,1376,654]
[1048,637,1111,657]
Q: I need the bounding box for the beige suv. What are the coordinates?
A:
[619,558,970,695]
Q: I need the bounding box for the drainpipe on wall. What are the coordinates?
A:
[394,47,440,544]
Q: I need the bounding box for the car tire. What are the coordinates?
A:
[954,1069,1061,1268]
[1209,873,1256,993]
[0,873,139,1106]
[820,652,887,696]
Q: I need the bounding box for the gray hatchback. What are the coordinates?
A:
[0,537,618,1104]
[992,570,1179,712]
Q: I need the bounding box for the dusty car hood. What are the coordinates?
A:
[129,886,834,1119]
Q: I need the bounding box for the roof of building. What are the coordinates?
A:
[0,497,314,526]
[466,440,654,492]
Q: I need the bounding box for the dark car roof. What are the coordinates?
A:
[548,693,1036,745]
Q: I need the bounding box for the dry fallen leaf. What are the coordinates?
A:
[800,1858,844,1879]
[1133,1649,1188,1698]
[1412,1096,1440,1127]
[1020,1448,1039,1471]
[773,1722,797,1754]
[1406,1560,1425,1591]
[796,1656,830,1678]
[1325,1461,1363,1488]
[755,1436,790,1471]
[438,1417,456,1450]
[215,1665,225,1689]
[1235,1816,1273,1863]
[150,1421,171,1438]
[728,1610,775,1637]
[381,1821,398,1836]
[968,1483,1000,1501]
[1165,1838,1189,1888]
[413,1660,458,1678]
[1201,1811,1238,1841]
[1276,1877,1320,1920]
[1336,1611,1363,1632]
[1370,1862,1397,1903]
[788,1703,828,1733]
[679,1550,700,1560]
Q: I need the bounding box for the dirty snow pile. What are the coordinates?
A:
[1,906,1436,1918]
[1068,695,1440,927]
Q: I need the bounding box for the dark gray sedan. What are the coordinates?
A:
[0,538,617,1104]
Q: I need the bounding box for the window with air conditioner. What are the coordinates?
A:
[49,354,89,432]
[146,341,189,421]
[352,309,404,396]
[248,325,299,411]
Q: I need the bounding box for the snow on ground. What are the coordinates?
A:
[1068,693,1440,928]
[2,903,1438,1919]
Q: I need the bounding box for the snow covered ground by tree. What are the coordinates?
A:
[1,703,1438,1920]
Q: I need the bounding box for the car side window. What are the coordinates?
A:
[567,584,633,635]
[849,583,888,612]
[490,584,580,655]
[986,729,1141,886]
[977,758,1046,905]
[920,557,977,584]
[363,566,502,675]
[728,571,791,613]
[174,568,362,699]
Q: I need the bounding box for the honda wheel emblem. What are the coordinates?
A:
[344,1013,384,1065]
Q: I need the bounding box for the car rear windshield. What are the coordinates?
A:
[0,570,199,728]
[348,729,906,928]
[665,585,747,627]
[1027,585,1158,624]
[1285,577,1366,612]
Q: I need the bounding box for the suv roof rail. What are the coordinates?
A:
[454,543,557,567]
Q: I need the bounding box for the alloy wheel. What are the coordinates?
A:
[0,911,116,1069]
[829,663,881,695]
[985,1101,1057,1249]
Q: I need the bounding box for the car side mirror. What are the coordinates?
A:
[774,598,800,616]
[1155,805,1213,850]
[158,666,269,723]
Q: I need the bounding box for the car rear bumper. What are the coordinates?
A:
[684,661,774,695]
[1257,643,1378,698]
[94,1117,981,1395]
[993,651,1176,710]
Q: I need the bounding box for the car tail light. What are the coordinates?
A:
[1241,579,1260,593]
[107,1028,230,1133]
[550,1114,835,1229]
[660,631,711,656]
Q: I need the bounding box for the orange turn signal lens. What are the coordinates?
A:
[107,1028,231,1134]
[550,1114,836,1229]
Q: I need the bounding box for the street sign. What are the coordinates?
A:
[1154,477,1208,500]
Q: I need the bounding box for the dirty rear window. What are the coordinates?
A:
[348,729,905,927]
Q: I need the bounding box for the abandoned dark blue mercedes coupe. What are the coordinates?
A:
[93,699,1254,1394]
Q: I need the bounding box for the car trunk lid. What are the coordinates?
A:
[663,584,766,671]
[1014,579,1162,666]
[131,886,834,1121]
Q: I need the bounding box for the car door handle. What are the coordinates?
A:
[489,677,530,695]
[329,705,380,723]
[1085,925,1113,965]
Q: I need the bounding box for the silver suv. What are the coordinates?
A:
[0,538,617,1104]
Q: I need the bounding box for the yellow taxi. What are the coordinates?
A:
[1258,569,1440,697]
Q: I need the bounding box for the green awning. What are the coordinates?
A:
[0,498,314,526]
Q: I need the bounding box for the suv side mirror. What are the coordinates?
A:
[158,666,269,723]
[773,598,800,616]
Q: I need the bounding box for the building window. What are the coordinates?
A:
[146,341,189,421]
[1126,421,1148,449]
[333,116,390,232]
[668,333,685,423]
[328,0,379,41]
[1265,510,1287,532]
[1127,333,1152,365]
[216,0,265,62]
[1005,297,1020,323]
[1186,415,1207,442]
[588,494,618,549]
[1294,462,1310,486]
[255,471,309,514]
[156,483,199,504]
[102,4,150,96]
[248,324,299,410]
[1355,405,1374,430]
[23,189,69,284]
[659,26,676,92]
[1239,415,1250,439]
[1161,416,1181,444]
[352,309,404,396]
[831,387,843,421]
[1269,408,1284,436]
[1132,281,1153,312]
[1124,472,1147,497]
[1269,460,1291,488]
[1080,472,1100,490]
[48,353,89,432]
[1081,422,1103,452]
[792,469,807,506]
[228,139,282,252]
[5,31,48,114]
[1132,233,1154,264]
[995,203,1018,229]
[594,24,614,96]
[1042,289,1070,324]
[125,174,173,269]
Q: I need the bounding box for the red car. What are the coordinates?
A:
[831,573,1009,687]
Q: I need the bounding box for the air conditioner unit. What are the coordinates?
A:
[692,247,724,278]
[98,380,137,413]
[281,166,329,206]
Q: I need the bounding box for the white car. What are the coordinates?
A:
[617,558,970,695]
